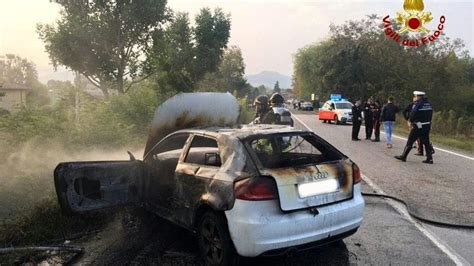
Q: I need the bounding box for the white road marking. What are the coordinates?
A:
[292,113,469,266]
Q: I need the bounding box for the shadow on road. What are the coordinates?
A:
[83,208,354,265]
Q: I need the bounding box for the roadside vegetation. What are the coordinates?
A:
[293,15,474,144]
[0,1,256,262]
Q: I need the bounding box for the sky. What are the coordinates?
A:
[0,0,472,83]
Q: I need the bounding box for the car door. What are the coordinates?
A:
[142,133,191,218]
[173,134,222,228]
[319,101,330,119]
[54,160,143,214]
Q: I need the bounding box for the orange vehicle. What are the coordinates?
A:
[318,95,354,124]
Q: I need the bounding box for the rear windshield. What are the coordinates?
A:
[246,133,344,169]
[335,102,353,109]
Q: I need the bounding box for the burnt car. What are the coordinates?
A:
[54,124,364,265]
[53,93,364,265]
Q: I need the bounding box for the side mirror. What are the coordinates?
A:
[205,153,221,167]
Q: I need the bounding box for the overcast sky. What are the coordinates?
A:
[0,0,472,83]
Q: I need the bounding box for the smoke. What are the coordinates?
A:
[144,92,240,156]
[0,138,143,218]
[0,138,143,178]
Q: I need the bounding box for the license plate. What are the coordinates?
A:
[281,116,292,122]
[297,179,340,198]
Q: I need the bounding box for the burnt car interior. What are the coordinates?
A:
[248,133,343,168]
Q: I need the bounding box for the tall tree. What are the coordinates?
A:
[193,8,231,80]
[151,12,195,92]
[37,0,170,96]
[151,8,231,92]
[273,81,281,93]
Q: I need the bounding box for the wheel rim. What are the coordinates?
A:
[200,218,223,264]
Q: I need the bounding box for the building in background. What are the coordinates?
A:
[0,83,30,112]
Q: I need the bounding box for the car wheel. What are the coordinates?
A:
[197,211,237,266]
[322,119,326,123]
[334,116,339,125]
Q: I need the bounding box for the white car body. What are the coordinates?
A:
[225,184,364,256]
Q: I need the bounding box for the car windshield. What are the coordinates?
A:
[247,133,343,169]
[335,102,353,109]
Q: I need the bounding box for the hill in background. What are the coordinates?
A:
[246,71,291,89]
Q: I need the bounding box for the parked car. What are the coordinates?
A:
[319,100,353,124]
[300,101,314,111]
[54,124,364,265]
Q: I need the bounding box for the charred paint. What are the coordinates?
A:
[260,161,354,212]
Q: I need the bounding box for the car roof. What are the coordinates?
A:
[173,124,307,139]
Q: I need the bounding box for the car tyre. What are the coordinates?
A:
[334,116,339,125]
[197,211,238,266]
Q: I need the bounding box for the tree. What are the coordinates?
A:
[293,15,473,112]
[218,46,247,92]
[151,8,231,93]
[0,54,49,106]
[151,12,195,92]
[37,0,170,96]
[195,46,250,96]
[273,81,281,93]
[193,8,231,80]
[0,54,38,86]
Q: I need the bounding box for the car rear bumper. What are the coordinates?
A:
[225,184,365,257]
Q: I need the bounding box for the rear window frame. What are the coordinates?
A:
[242,131,347,170]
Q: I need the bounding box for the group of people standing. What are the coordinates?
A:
[351,91,434,164]
[351,98,385,143]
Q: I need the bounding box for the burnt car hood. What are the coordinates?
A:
[144,92,240,157]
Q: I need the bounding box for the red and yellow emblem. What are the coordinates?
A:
[396,0,433,33]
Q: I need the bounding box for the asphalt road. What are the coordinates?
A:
[292,110,474,265]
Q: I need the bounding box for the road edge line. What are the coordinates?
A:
[292,113,468,266]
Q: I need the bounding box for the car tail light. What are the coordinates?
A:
[352,163,362,184]
[234,177,278,201]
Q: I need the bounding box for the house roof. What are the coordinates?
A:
[0,83,31,90]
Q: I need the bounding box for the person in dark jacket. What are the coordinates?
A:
[395,91,434,164]
[363,98,374,140]
[372,100,382,142]
[352,100,363,141]
[402,96,431,155]
[381,96,399,148]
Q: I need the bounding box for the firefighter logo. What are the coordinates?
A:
[383,0,446,47]
[396,0,433,33]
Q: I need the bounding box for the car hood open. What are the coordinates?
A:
[144,92,240,157]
